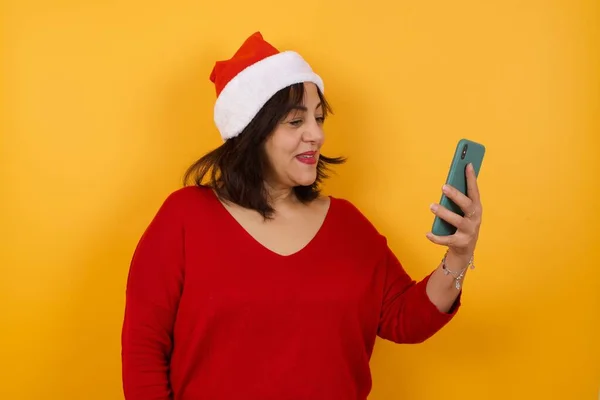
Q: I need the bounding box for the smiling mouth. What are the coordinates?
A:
[295,152,318,165]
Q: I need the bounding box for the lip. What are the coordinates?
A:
[297,151,317,156]
[295,151,318,165]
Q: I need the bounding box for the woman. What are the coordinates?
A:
[121,32,483,400]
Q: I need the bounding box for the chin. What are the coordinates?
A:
[292,172,318,187]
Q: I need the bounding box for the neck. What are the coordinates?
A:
[265,182,297,209]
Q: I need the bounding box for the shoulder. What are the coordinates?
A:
[138,185,218,241]
[328,195,386,247]
[330,196,377,229]
[152,185,218,221]
[162,184,214,206]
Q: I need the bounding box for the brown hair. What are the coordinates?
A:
[183,82,346,219]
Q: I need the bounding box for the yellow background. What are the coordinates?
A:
[2,1,599,399]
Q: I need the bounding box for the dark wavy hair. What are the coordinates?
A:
[183,82,346,219]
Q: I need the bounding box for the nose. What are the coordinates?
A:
[302,117,324,144]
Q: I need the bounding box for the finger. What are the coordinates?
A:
[426,231,454,246]
[430,203,463,228]
[466,163,481,203]
[442,183,472,212]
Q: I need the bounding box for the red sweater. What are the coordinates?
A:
[121,186,460,400]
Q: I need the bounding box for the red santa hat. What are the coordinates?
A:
[209,32,324,140]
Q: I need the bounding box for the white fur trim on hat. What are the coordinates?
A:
[214,50,324,140]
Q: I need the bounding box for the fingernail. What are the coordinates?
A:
[430,203,438,211]
[442,185,449,193]
[468,163,474,171]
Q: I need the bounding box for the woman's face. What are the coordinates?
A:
[264,83,325,190]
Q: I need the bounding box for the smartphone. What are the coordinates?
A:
[431,138,486,236]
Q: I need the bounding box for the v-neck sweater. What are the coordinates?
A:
[121,185,460,400]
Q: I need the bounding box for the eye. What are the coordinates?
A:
[288,119,303,127]
[316,116,325,124]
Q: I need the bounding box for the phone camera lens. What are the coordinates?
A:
[461,144,468,159]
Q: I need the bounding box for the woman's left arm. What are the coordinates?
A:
[376,163,482,344]
[425,162,483,313]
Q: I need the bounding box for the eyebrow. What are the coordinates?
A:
[288,102,322,112]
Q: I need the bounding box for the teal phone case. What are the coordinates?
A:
[431,139,485,236]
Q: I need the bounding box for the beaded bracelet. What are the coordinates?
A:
[441,250,475,290]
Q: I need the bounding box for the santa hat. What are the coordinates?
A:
[209,32,324,140]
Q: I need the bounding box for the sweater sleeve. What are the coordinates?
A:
[121,194,185,400]
[377,243,460,344]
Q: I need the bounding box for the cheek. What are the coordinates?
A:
[265,143,290,173]
[269,135,300,161]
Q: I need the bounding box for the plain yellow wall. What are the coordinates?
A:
[2,1,599,399]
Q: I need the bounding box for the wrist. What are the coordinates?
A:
[441,249,476,291]
[445,248,473,269]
